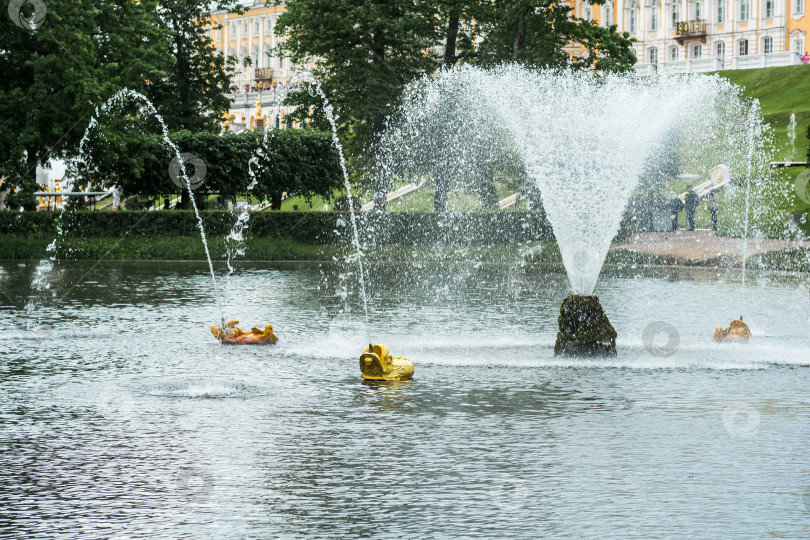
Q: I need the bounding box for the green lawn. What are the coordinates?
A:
[716,65,810,162]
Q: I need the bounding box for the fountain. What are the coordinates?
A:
[378,66,775,355]
[788,112,796,160]
[232,71,411,375]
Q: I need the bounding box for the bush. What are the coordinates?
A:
[0,210,556,245]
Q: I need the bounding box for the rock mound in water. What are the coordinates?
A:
[554,295,617,357]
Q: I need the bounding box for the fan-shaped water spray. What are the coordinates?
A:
[380,66,775,296]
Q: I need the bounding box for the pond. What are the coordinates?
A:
[1,260,809,538]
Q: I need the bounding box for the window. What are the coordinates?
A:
[764,37,773,53]
[740,0,749,20]
[739,39,748,55]
[243,22,248,34]
[693,44,702,57]
[716,41,725,58]
[795,0,805,14]
[649,47,658,64]
[584,7,592,20]
[650,2,659,29]
[671,3,680,26]
[604,5,613,25]
[670,46,679,60]
[255,21,260,33]
[764,0,774,17]
[630,8,638,31]
[695,2,702,19]
[717,0,725,22]
[795,37,805,52]
[230,23,236,35]
[216,27,222,41]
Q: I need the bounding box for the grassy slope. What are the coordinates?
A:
[716,65,810,162]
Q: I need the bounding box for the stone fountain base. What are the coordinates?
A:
[554,295,617,357]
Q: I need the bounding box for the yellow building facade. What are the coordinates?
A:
[574,0,810,73]
[206,1,312,132]
[205,0,810,127]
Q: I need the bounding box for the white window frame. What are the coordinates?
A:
[717,0,725,22]
[695,1,702,19]
[764,37,773,53]
[604,4,613,26]
[669,45,679,60]
[649,47,659,64]
[671,3,680,26]
[794,0,805,15]
[630,8,638,31]
[764,0,774,17]
[739,0,750,20]
[739,39,749,55]
[715,41,725,58]
[693,44,702,57]
[650,2,659,29]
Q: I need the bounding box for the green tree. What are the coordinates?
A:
[0,0,170,210]
[77,129,342,210]
[0,0,242,211]
[275,0,437,210]
[149,0,242,133]
[476,0,636,72]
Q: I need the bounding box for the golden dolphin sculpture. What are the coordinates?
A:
[211,320,279,345]
[713,318,751,343]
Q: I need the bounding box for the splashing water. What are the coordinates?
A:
[379,65,774,296]
[788,112,796,161]
[28,89,225,325]
[234,71,371,342]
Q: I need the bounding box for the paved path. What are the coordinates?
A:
[613,230,810,264]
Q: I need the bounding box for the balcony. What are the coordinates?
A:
[674,19,707,45]
[254,68,274,80]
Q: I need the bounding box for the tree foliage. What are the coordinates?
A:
[0,0,240,210]
[76,129,342,208]
[275,0,636,210]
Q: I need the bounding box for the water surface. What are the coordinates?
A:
[1,261,809,538]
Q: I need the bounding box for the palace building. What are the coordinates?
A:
[573,0,810,73]
[205,0,810,132]
[206,1,311,132]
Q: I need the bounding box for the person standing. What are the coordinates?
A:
[669,190,683,231]
[112,186,120,211]
[802,51,809,64]
[708,191,719,231]
[684,186,700,231]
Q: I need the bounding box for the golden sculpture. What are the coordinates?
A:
[359,344,414,381]
[713,318,751,343]
[254,95,262,119]
[210,320,279,345]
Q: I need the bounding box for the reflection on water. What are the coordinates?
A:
[1,261,810,538]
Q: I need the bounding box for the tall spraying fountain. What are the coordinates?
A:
[379,66,774,356]
[788,112,797,161]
